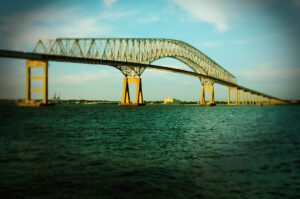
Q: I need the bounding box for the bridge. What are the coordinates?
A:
[0,38,287,106]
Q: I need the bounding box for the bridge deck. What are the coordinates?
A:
[0,49,283,101]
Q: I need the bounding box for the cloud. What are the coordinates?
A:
[0,74,24,87]
[198,41,219,48]
[170,0,239,32]
[98,10,157,24]
[234,39,252,45]
[137,15,160,24]
[99,10,138,19]
[242,62,300,81]
[52,69,120,85]
[0,5,112,50]
[170,0,277,32]
[103,0,118,6]
[233,32,281,45]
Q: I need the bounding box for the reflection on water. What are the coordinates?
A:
[0,104,299,198]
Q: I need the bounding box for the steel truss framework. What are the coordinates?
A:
[0,49,288,106]
[33,38,236,85]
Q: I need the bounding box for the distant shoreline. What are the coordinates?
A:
[0,99,219,105]
[0,99,299,105]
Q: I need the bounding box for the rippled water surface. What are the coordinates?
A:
[0,104,299,198]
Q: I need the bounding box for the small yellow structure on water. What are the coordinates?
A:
[163,98,174,104]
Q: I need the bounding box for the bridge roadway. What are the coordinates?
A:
[0,49,284,102]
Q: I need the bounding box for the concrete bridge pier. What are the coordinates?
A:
[245,92,252,105]
[18,59,53,107]
[238,89,245,105]
[258,95,263,105]
[262,97,266,105]
[200,79,215,106]
[228,87,238,105]
[251,93,256,105]
[120,76,144,106]
[252,94,257,105]
[264,97,270,105]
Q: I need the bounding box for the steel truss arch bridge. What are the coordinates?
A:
[34,38,236,83]
[0,38,287,106]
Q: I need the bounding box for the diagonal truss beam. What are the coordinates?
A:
[33,38,236,84]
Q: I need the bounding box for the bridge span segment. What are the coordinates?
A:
[34,38,238,105]
[0,38,287,106]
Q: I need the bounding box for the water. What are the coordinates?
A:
[0,104,299,199]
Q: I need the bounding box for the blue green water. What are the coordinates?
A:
[0,104,299,198]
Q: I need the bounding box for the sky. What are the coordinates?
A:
[0,0,299,101]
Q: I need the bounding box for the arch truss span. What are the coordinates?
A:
[33,38,236,84]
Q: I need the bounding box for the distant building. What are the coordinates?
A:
[163,98,181,104]
[164,98,173,104]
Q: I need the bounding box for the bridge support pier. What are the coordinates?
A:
[200,84,215,106]
[245,92,252,105]
[228,87,238,105]
[257,95,263,105]
[238,89,244,105]
[265,97,270,105]
[18,59,53,107]
[120,76,144,106]
[267,98,271,105]
[252,94,258,105]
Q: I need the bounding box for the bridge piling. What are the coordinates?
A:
[253,94,256,105]
[134,77,143,104]
[200,79,215,106]
[121,77,130,104]
[18,60,52,106]
[245,92,252,105]
[265,97,270,105]
[200,85,215,106]
[238,89,244,105]
[120,76,144,106]
[228,87,238,105]
[258,95,263,105]
[25,61,31,102]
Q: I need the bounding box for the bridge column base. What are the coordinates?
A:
[264,97,270,105]
[18,59,54,107]
[245,92,252,105]
[228,87,238,105]
[252,94,258,105]
[119,76,145,106]
[17,101,55,107]
[238,89,244,105]
[200,85,215,106]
